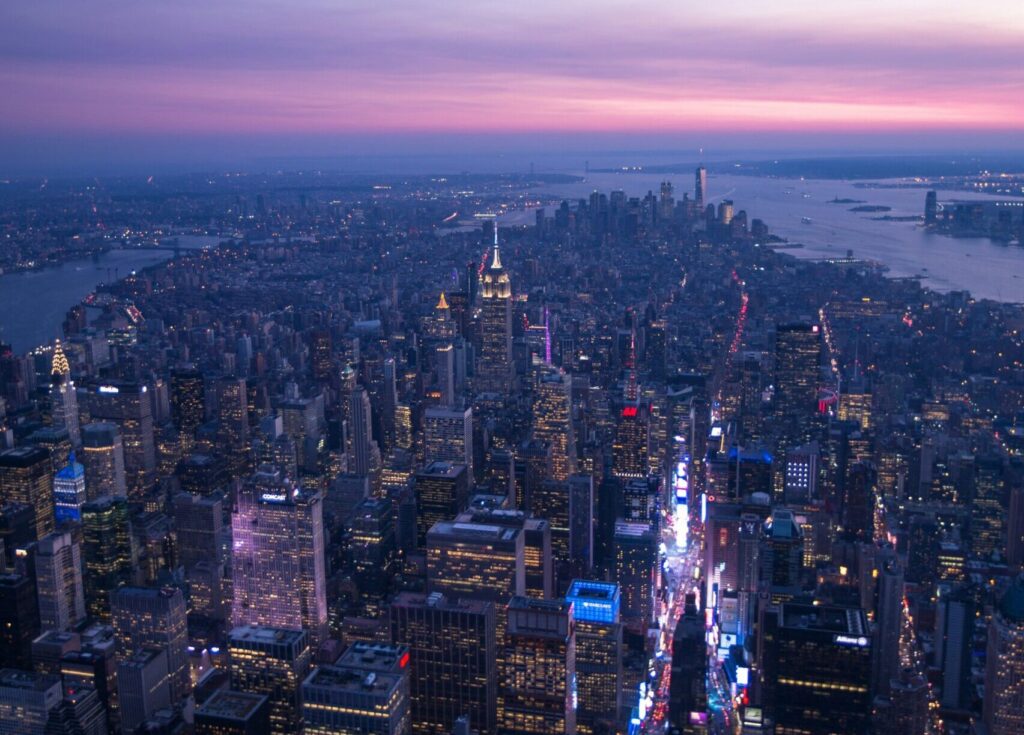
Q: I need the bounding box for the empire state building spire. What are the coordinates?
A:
[476,223,513,395]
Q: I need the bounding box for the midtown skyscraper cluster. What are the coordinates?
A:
[0,165,1021,735]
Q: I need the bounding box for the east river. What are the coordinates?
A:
[0,236,218,354]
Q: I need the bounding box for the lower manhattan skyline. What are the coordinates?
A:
[1,3,1023,735]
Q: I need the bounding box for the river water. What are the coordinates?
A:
[0,236,219,354]
[523,172,1024,303]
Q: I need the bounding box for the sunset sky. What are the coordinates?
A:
[2,0,1022,173]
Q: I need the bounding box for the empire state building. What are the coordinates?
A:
[476,228,513,396]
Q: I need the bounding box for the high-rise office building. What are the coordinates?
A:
[170,367,206,436]
[983,576,1024,735]
[86,380,156,495]
[935,584,978,711]
[228,625,312,735]
[972,455,1005,560]
[872,553,905,697]
[426,520,525,604]
[301,654,411,735]
[612,404,648,479]
[773,323,822,446]
[34,530,86,632]
[613,520,656,628]
[0,573,39,670]
[477,236,513,396]
[79,423,126,500]
[81,496,134,622]
[231,471,329,646]
[110,586,190,703]
[53,453,86,524]
[48,680,107,735]
[347,497,397,615]
[566,581,622,734]
[457,507,552,600]
[215,376,250,453]
[413,462,469,547]
[759,509,804,590]
[423,407,473,477]
[695,166,707,208]
[195,690,271,735]
[760,602,872,735]
[668,593,707,734]
[49,342,80,447]
[0,668,62,735]
[435,343,456,406]
[0,446,54,539]
[498,596,576,735]
[117,647,171,732]
[533,370,576,482]
[389,592,496,735]
[347,386,381,479]
[172,491,223,571]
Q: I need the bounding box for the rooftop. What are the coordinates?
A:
[196,690,268,722]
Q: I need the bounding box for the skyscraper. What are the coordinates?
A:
[110,586,190,703]
[0,572,40,670]
[117,647,172,731]
[49,341,80,447]
[760,602,872,734]
[477,234,513,396]
[0,668,63,735]
[566,581,622,734]
[80,423,127,500]
[423,406,473,477]
[390,592,496,735]
[413,462,469,547]
[52,453,86,524]
[231,470,329,646]
[773,323,822,447]
[0,446,55,539]
[80,496,134,622]
[170,367,206,436]
[983,576,1024,735]
[348,385,382,481]
[668,593,707,735]
[426,520,525,604]
[498,596,576,735]
[301,649,411,735]
[613,520,656,628]
[532,369,576,482]
[216,375,251,455]
[228,625,312,735]
[695,166,707,209]
[34,530,86,632]
[872,552,905,698]
[86,380,156,495]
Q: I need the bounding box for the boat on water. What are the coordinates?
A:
[801,217,813,225]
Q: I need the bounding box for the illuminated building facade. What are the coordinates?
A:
[760,602,872,735]
[34,530,86,632]
[983,577,1024,735]
[80,422,126,500]
[0,446,55,539]
[773,323,822,448]
[389,592,496,735]
[426,520,525,604]
[81,496,134,621]
[566,581,621,734]
[53,453,86,524]
[423,407,473,478]
[613,520,656,628]
[413,462,469,548]
[49,341,80,447]
[497,596,576,735]
[86,380,156,495]
[477,239,513,396]
[0,668,62,735]
[301,646,410,735]
[231,469,329,646]
[110,586,190,703]
[170,367,205,437]
[228,625,311,735]
[532,369,576,482]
